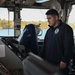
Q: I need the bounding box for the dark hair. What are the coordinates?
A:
[46,9,59,17]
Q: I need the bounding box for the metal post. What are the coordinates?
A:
[14,7,21,37]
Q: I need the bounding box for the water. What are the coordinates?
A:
[0,29,14,36]
[0,29,47,39]
[0,29,75,39]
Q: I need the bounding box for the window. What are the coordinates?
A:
[21,8,49,40]
[0,8,14,37]
[68,5,75,37]
[0,8,49,39]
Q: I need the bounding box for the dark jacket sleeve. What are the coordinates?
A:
[39,30,49,59]
[62,25,74,63]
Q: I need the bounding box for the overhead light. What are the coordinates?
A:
[36,0,49,3]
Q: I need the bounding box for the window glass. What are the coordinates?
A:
[68,5,75,37]
[0,8,14,37]
[0,8,49,40]
[21,8,49,40]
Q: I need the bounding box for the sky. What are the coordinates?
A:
[21,8,48,21]
[0,8,48,21]
[68,5,75,23]
[0,5,75,22]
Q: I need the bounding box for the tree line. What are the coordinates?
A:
[0,19,49,29]
[0,19,75,29]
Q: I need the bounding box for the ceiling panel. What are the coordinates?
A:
[0,0,75,9]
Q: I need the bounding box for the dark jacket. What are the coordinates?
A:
[39,20,74,65]
[20,24,39,55]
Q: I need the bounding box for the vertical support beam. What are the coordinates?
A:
[62,3,68,23]
[14,7,21,37]
[61,2,71,23]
